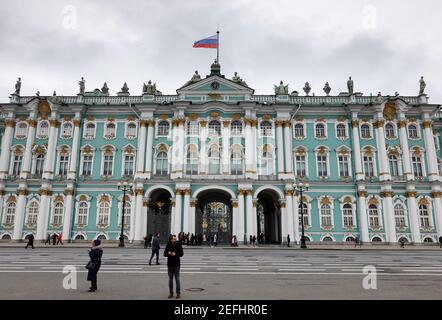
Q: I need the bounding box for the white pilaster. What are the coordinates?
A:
[176,119,185,178]
[182,190,190,232]
[357,190,369,242]
[145,120,154,178]
[20,120,36,179]
[398,118,414,181]
[36,189,50,240]
[245,190,253,237]
[283,121,293,174]
[351,118,365,181]
[173,190,183,234]
[286,191,294,242]
[129,195,136,241]
[374,117,391,181]
[189,199,196,235]
[406,188,421,243]
[0,120,15,179]
[382,189,396,243]
[276,121,285,176]
[136,120,147,175]
[62,191,74,240]
[67,119,81,180]
[13,188,27,240]
[222,121,230,174]
[134,188,144,241]
[432,187,442,238]
[280,202,288,243]
[237,191,245,243]
[292,193,300,242]
[422,116,440,182]
[199,121,208,174]
[43,119,59,180]
[244,119,253,177]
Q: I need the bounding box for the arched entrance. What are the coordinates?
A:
[147,188,172,243]
[256,190,282,244]
[195,190,233,244]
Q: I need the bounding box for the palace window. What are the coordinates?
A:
[389,155,400,177]
[360,124,371,139]
[84,122,96,139]
[82,154,93,176]
[57,150,70,176]
[315,123,326,138]
[98,201,110,226]
[102,147,115,176]
[320,204,332,226]
[294,123,305,139]
[336,123,347,139]
[120,202,131,226]
[123,154,135,176]
[208,144,220,174]
[61,122,73,139]
[209,120,221,136]
[338,154,350,177]
[156,151,168,175]
[316,154,328,177]
[125,122,137,139]
[15,122,28,139]
[343,203,354,227]
[412,155,424,177]
[37,121,49,139]
[408,124,419,139]
[34,154,45,176]
[385,123,396,139]
[230,145,243,175]
[157,121,170,136]
[53,202,64,225]
[260,121,272,137]
[11,149,23,176]
[363,153,375,178]
[230,120,243,136]
[419,205,430,227]
[5,202,16,225]
[394,204,406,227]
[295,154,307,177]
[369,204,380,228]
[259,145,274,176]
[298,203,309,226]
[186,121,199,136]
[77,201,88,225]
[105,122,116,139]
[26,201,39,225]
[186,145,199,175]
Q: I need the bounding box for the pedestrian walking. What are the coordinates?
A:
[354,236,360,248]
[25,234,35,249]
[439,236,442,248]
[164,234,184,299]
[52,232,57,245]
[149,233,161,265]
[249,235,253,246]
[213,234,218,247]
[234,235,238,247]
[287,234,291,247]
[86,239,103,292]
[231,235,235,247]
[56,233,63,245]
[252,235,256,247]
[44,233,51,245]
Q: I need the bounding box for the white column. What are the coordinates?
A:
[351,119,365,181]
[134,189,144,241]
[276,121,285,175]
[251,121,257,174]
[237,191,245,243]
[0,120,15,179]
[36,189,50,240]
[20,120,36,179]
[129,195,136,241]
[0,191,4,224]
[68,119,81,180]
[292,193,300,242]
[382,190,396,243]
[244,120,253,176]
[222,121,230,174]
[280,202,288,243]
[173,190,183,234]
[232,200,238,240]
[141,200,148,239]
[145,120,154,177]
[182,190,190,233]
[43,119,59,180]
[432,189,442,238]
[199,121,208,174]
[422,118,440,182]
[62,190,74,240]
[13,190,27,240]
[170,199,176,236]
[357,190,369,242]
[283,121,293,174]
[252,200,258,238]
[398,119,414,181]
[286,191,294,241]
[189,199,196,235]
[406,190,421,243]
[176,120,185,178]
[245,190,254,238]
[136,120,147,175]
[374,118,391,181]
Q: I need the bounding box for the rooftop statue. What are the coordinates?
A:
[274,81,288,95]
[143,80,157,95]
[15,77,21,95]
[419,76,426,95]
[232,71,248,87]
[36,91,40,97]
[323,82,331,95]
[121,82,129,94]
[183,70,202,87]
[303,82,311,95]
[101,82,109,95]
[347,76,354,94]
[78,77,85,94]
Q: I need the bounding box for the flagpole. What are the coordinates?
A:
[216,30,220,63]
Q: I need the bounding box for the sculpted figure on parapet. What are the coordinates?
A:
[143,80,157,95]
[78,77,85,94]
[101,82,109,94]
[347,76,354,94]
[419,76,426,95]
[274,80,288,95]
[15,77,21,95]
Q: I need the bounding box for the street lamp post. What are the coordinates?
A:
[294,182,309,249]
[117,182,132,247]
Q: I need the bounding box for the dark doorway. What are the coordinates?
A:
[147,189,172,244]
[256,190,281,244]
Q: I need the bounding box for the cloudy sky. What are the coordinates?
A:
[1,0,441,102]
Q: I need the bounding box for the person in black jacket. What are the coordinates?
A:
[87,239,103,292]
[164,234,184,299]
[149,233,160,265]
[25,234,35,249]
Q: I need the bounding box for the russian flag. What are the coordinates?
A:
[193,34,218,48]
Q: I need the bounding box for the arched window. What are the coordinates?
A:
[126,123,137,138]
[74,234,85,240]
[11,148,24,176]
[385,123,395,138]
[156,151,168,175]
[423,237,433,243]
[77,202,88,226]
[37,121,49,139]
[259,146,274,176]
[53,202,64,225]
[105,123,116,138]
[408,124,418,139]
[336,123,346,138]
[260,121,272,137]
[26,201,39,225]
[338,153,350,177]
[15,122,28,139]
[298,203,309,226]
[361,124,371,139]
[208,144,220,174]
[157,121,170,136]
[186,145,199,175]
[363,151,375,177]
[315,123,326,138]
[123,202,131,226]
[186,121,199,135]
[98,201,110,226]
[84,122,96,139]
[35,154,45,176]
[208,120,221,135]
[372,237,382,242]
[61,122,73,138]
[123,150,135,176]
[343,203,354,227]
[419,205,430,227]
[320,204,332,226]
[294,123,304,138]
[412,154,424,177]
[389,154,399,177]
[58,149,70,175]
[231,120,243,135]
[102,147,115,176]
[322,236,333,242]
[394,204,406,227]
[369,204,380,228]
[5,202,16,225]
[231,145,243,175]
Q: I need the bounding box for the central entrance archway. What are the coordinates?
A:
[147,188,172,243]
[256,189,282,244]
[195,189,233,244]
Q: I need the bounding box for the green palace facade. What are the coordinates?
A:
[0,62,441,245]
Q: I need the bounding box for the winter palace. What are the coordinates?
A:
[0,62,441,245]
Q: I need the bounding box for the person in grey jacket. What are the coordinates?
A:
[149,233,161,265]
